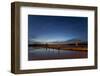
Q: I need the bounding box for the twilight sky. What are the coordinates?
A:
[28,15,88,43]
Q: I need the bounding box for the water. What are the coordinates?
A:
[28,47,87,60]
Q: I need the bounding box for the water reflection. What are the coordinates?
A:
[28,47,87,60]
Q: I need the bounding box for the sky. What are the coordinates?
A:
[28,15,88,43]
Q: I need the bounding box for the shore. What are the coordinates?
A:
[29,44,87,52]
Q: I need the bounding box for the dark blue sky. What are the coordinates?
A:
[28,15,88,42]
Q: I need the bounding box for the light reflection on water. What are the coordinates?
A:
[28,47,87,60]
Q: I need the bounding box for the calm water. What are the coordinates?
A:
[28,47,87,60]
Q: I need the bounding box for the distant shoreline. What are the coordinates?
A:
[29,44,87,52]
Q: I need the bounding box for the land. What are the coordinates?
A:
[29,43,87,52]
[28,42,88,60]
